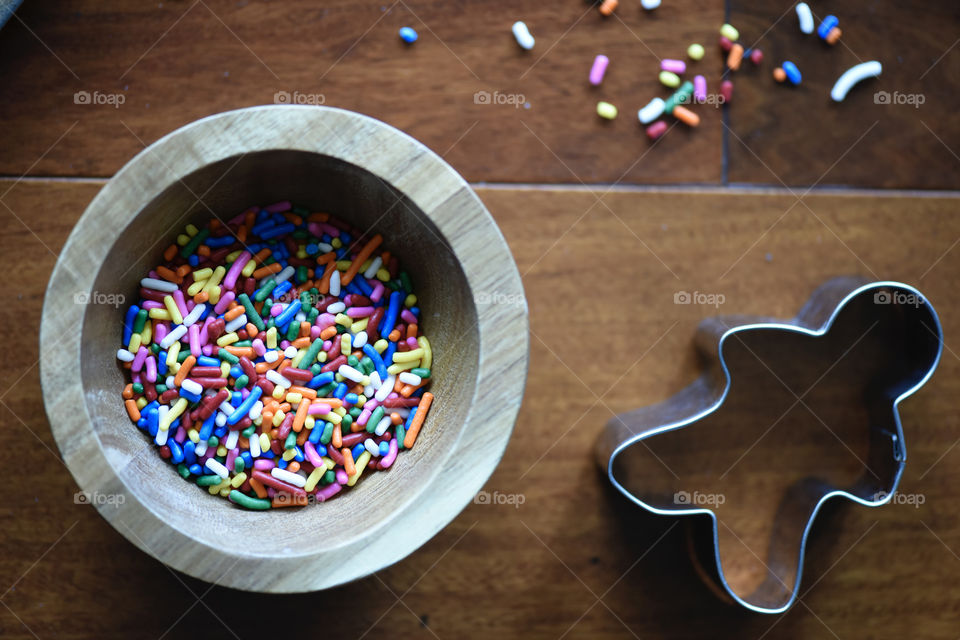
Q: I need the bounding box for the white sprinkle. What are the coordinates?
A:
[398,372,422,386]
[369,371,382,390]
[180,379,203,396]
[182,303,205,327]
[363,256,383,279]
[284,346,298,358]
[225,314,247,333]
[141,277,178,293]
[326,301,345,314]
[641,0,661,8]
[160,324,187,349]
[338,364,365,383]
[225,429,240,450]
[165,375,176,389]
[249,400,263,420]
[353,331,368,348]
[265,369,292,388]
[512,21,534,50]
[374,416,393,436]
[116,349,135,362]
[249,431,261,457]
[215,412,227,427]
[205,458,229,478]
[271,467,307,487]
[219,399,235,414]
[365,438,381,456]
[316,242,333,253]
[263,350,280,363]
[375,375,395,402]
[329,270,341,296]
[274,266,295,284]
[195,440,208,456]
[796,2,814,34]
[155,425,169,446]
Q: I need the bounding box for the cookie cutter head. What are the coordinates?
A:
[597,278,942,613]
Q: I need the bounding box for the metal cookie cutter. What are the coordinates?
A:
[596,277,942,613]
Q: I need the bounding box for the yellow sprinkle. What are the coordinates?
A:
[148,308,172,321]
[220,362,230,377]
[272,410,285,427]
[392,348,424,363]
[216,332,239,347]
[192,267,214,281]
[230,472,247,488]
[304,416,315,430]
[259,433,270,452]
[272,385,285,401]
[417,336,432,370]
[186,279,207,297]
[387,361,417,375]
[304,467,325,492]
[188,429,200,443]
[266,327,278,349]
[335,313,352,328]
[405,294,417,307]
[291,348,306,368]
[351,317,369,333]
[225,250,243,263]
[163,295,183,324]
[373,339,388,354]
[177,233,191,247]
[347,451,372,486]
[217,445,227,457]
[285,392,303,405]
[331,238,342,249]
[140,323,151,345]
[241,259,257,277]
[282,448,297,461]
[341,333,352,355]
[166,342,180,367]
[320,456,336,470]
[135,397,147,410]
[128,333,142,354]
[376,268,391,282]
[185,224,199,237]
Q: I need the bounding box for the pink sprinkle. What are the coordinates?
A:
[201,345,213,357]
[307,222,325,238]
[316,482,342,501]
[154,323,168,345]
[589,54,609,86]
[661,58,686,74]
[214,290,235,315]
[174,426,187,444]
[309,326,322,340]
[370,282,385,303]
[335,469,349,485]
[304,441,325,467]
[225,448,238,471]
[264,201,291,213]
[380,438,399,469]
[145,356,157,383]
[254,459,276,471]
[252,338,266,356]
[347,306,375,318]
[308,403,332,415]
[270,304,284,317]
[188,324,202,357]
[198,316,213,345]
[142,300,163,310]
[223,250,251,290]
[317,313,336,329]
[405,337,419,349]
[693,74,707,102]
[400,309,418,324]
[172,289,188,317]
[132,346,149,372]
[357,407,371,426]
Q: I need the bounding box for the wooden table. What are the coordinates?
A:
[2,2,959,638]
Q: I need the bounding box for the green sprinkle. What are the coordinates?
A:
[320,421,334,445]
[411,367,431,378]
[300,338,325,369]
[132,382,144,394]
[323,469,336,485]
[155,384,167,394]
[133,308,148,334]
[234,457,245,473]
[284,431,297,450]
[197,474,221,487]
[367,406,384,433]
[396,425,406,449]
[399,271,412,293]
[341,414,353,430]
[238,293,265,331]
[234,374,249,390]
[347,354,360,368]
[229,491,271,510]
[180,228,210,258]
[241,425,257,438]
[208,436,219,447]
[285,319,300,341]
[254,278,276,303]
[177,463,191,479]
[218,348,239,364]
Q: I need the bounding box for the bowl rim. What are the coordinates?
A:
[40,105,529,592]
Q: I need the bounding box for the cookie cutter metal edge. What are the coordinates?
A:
[596,277,943,614]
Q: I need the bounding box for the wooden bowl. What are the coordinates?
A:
[40,106,528,592]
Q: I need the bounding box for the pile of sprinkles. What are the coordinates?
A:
[116,202,435,510]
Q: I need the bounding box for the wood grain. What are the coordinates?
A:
[4,179,960,637]
[725,0,960,189]
[0,0,728,184]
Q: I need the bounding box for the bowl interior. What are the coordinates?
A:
[81,150,480,557]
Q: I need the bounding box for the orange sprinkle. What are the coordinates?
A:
[332,423,342,448]
[319,326,338,340]
[406,324,418,340]
[163,244,178,262]
[249,476,268,498]
[341,234,383,285]
[293,400,309,433]
[252,263,283,280]
[342,448,356,475]
[174,355,196,386]
[196,245,211,257]
[224,346,256,358]
[176,264,192,278]
[124,399,141,422]
[224,306,245,322]
[388,329,401,342]
[156,265,182,284]
[403,392,433,449]
[316,251,336,265]
[287,460,301,473]
[307,212,329,222]
[246,323,259,338]
[122,383,134,400]
[290,337,311,349]
[318,262,336,293]
[193,290,209,304]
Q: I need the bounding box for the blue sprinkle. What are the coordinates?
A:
[399,26,418,43]
[782,61,802,85]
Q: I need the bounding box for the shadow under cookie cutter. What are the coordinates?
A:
[596,277,942,614]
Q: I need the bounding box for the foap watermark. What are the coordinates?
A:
[274,90,326,105]
[74,490,125,507]
[474,490,526,508]
[873,290,925,308]
[473,90,526,108]
[474,290,525,307]
[74,90,126,109]
[873,490,925,508]
[73,291,125,308]
[673,490,725,508]
[874,90,925,108]
[690,93,726,108]
[674,290,726,308]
